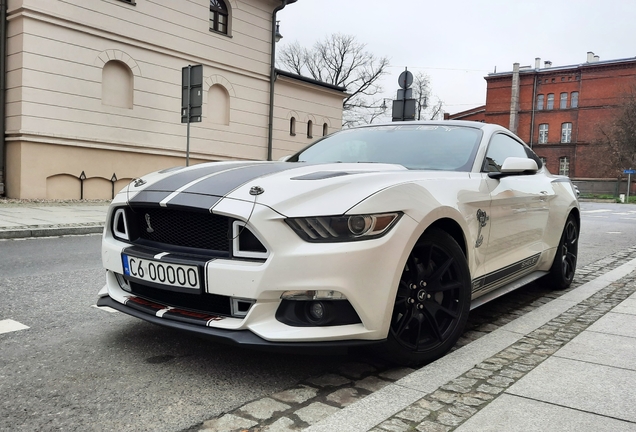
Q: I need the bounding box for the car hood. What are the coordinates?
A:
[126,161,465,217]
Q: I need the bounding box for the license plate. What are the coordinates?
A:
[122,254,200,290]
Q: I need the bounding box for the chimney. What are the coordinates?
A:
[544,60,552,68]
[593,55,600,62]
[587,51,595,62]
[535,57,541,69]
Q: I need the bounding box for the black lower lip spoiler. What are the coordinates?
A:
[97,296,384,355]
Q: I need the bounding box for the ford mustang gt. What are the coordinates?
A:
[98,121,579,365]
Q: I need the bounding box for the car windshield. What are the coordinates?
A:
[288,124,483,171]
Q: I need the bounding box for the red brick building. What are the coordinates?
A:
[447,53,636,181]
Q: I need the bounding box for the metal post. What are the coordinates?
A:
[628,171,632,203]
[186,65,191,167]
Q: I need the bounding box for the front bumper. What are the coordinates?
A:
[96,295,383,354]
[101,196,419,345]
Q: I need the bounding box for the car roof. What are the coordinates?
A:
[351,120,509,133]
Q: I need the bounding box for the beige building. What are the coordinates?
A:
[0,0,346,199]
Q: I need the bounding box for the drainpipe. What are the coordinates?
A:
[0,0,6,196]
[508,63,520,134]
[529,73,538,147]
[267,0,296,161]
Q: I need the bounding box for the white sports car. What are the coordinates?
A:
[98,121,579,365]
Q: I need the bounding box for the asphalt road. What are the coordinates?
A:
[0,201,634,431]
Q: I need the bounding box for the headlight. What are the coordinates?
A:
[285,212,402,242]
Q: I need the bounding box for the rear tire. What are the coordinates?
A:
[384,228,471,366]
[545,215,578,290]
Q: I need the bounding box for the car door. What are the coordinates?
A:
[480,133,554,278]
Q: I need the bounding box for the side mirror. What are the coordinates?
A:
[489,157,538,179]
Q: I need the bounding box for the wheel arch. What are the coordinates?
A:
[424,217,468,259]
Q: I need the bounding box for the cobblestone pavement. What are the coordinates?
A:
[187,246,636,432]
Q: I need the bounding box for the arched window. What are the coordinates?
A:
[307,120,313,138]
[210,0,229,35]
[102,60,133,109]
[208,84,230,125]
[323,123,328,136]
[290,117,296,136]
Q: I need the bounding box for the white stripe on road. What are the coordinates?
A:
[581,209,612,213]
[0,319,29,334]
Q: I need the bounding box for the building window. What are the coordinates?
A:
[537,94,544,110]
[102,60,133,109]
[538,124,549,144]
[560,92,568,109]
[561,122,572,143]
[307,120,313,138]
[323,123,329,136]
[289,117,296,136]
[210,0,229,34]
[559,157,570,176]
[547,93,554,110]
[571,92,579,108]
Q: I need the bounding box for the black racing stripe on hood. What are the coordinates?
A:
[183,162,298,196]
[165,193,221,210]
[144,162,260,192]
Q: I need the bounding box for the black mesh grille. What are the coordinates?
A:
[129,207,231,252]
[129,281,232,316]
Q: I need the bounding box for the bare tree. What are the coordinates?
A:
[278,34,389,127]
[590,88,636,178]
[408,71,444,120]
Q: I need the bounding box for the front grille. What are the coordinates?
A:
[129,281,232,316]
[128,207,231,252]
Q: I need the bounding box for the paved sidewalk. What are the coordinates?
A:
[0,202,108,239]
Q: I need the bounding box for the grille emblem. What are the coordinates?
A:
[145,213,155,233]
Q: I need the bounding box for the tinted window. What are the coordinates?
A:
[289,125,483,172]
[483,134,541,172]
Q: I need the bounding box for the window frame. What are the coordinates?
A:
[546,93,554,110]
[571,92,579,108]
[560,92,568,109]
[538,123,549,144]
[559,156,570,176]
[307,120,313,138]
[536,94,544,111]
[209,0,230,35]
[561,122,572,143]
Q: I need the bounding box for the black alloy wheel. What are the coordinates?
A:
[546,215,578,290]
[386,228,470,366]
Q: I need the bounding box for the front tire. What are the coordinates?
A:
[545,215,578,290]
[385,228,471,366]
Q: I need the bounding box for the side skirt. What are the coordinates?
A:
[470,270,548,310]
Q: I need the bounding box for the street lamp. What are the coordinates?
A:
[275,21,283,42]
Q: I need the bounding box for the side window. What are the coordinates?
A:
[483,134,537,173]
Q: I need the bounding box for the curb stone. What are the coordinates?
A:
[0,224,104,239]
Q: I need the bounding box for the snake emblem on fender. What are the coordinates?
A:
[475,209,489,248]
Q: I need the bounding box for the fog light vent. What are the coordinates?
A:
[231,298,255,318]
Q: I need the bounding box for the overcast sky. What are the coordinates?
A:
[277,0,636,116]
